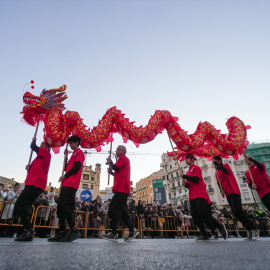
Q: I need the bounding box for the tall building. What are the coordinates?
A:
[135,170,162,203]
[79,163,101,198]
[160,153,260,208]
[0,176,15,188]
[246,142,270,176]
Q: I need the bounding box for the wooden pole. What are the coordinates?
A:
[208,144,224,194]
[108,133,113,186]
[243,151,255,185]
[27,114,41,166]
[59,143,69,194]
[166,131,185,186]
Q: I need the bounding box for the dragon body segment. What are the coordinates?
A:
[22,85,249,159]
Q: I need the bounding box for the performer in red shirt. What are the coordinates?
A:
[244,152,270,210]
[101,145,139,242]
[180,154,228,242]
[14,137,51,241]
[48,136,85,242]
[213,156,259,240]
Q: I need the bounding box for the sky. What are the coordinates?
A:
[0,0,269,190]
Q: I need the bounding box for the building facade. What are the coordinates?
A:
[160,153,260,208]
[246,142,270,176]
[79,163,101,198]
[135,170,162,203]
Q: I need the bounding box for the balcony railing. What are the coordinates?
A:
[240,183,247,187]
[201,164,208,170]
[204,176,211,181]
[244,198,252,201]
[234,160,244,165]
[207,188,214,193]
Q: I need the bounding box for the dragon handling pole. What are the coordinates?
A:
[166,130,186,188]
[27,114,41,166]
[108,133,113,186]
[209,144,224,194]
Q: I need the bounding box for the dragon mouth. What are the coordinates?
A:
[22,92,42,112]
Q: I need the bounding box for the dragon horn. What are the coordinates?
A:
[49,84,67,92]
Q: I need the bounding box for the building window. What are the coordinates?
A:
[166,175,168,180]
[176,171,179,178]
[91,185,93,189]
[162,175,165,180]
[169,194,171,200]
[82,184,88,189]
[171,173,173,180]
[243,192,252,201]
[170,165,172,169]
[178,181,180,187]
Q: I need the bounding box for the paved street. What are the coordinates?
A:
[0,238,269,270]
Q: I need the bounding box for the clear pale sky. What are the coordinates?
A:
[0,0,269,189]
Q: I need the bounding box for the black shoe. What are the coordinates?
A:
[48,231,69,242]
[14,229,34,242]
[68,229,81,242]
[101,232,118,242]
[196,235,210,242]
[124,229,139,242]
[220,223,228,240]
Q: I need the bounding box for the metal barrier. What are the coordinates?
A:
[1,201,270,239]
[85,212,141,238]
[0,200,35,227]
[32,206,88,238]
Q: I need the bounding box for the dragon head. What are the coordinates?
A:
[22,85,68,126]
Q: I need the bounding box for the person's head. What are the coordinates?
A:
[68,136,81,150]
[48,194,54,200]
[40,141,51,151]
[138,200,143,206]
[246,156,254,167]
[13,182,20,192]
[108,199,112,205]
[50,187,54,192]
[0,183,3,190]
[213,156,222,164]
[184,154,196,166]
[75,197,78,203]
[115,145,126,157]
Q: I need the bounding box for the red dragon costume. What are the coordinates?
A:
[21,85,250,159]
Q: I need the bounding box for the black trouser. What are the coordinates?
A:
[227,193,255,230]
[189,198,223,237]
[108,192,134,235]
[57,187,77,231]
[13,185,43,230]
[261,192,270,210]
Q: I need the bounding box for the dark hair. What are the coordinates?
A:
[185,153,197,160]
[14,182,20,188]
[44,142,51,150]
[214,156,222,161]
[68,136,81,145]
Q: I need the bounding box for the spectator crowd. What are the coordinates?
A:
[1,182,270,239]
